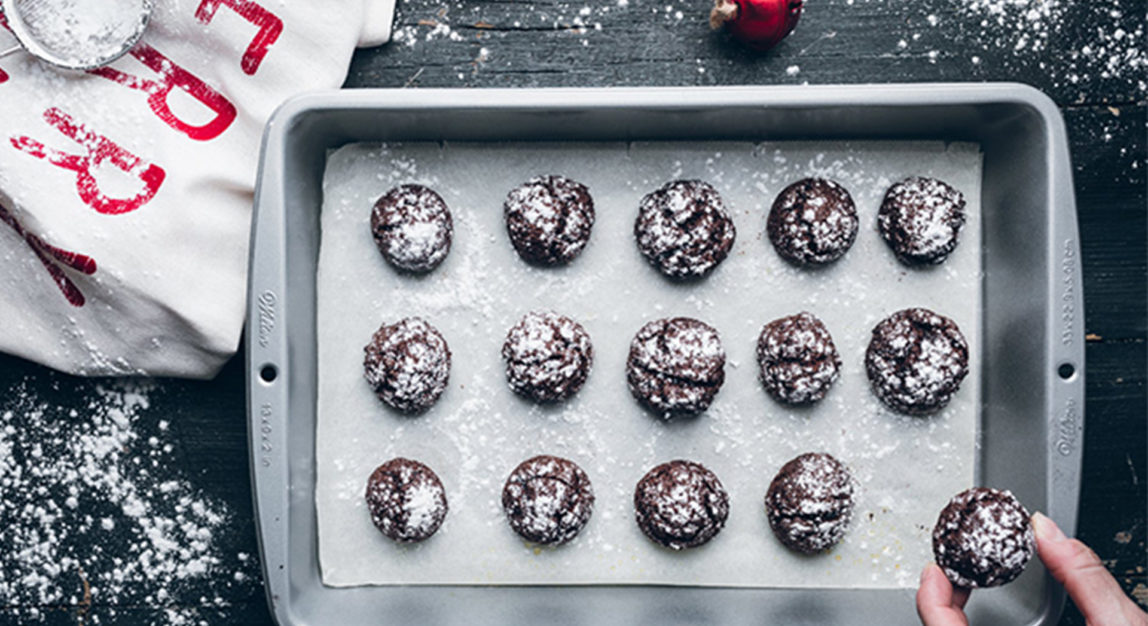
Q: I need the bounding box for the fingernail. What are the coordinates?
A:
[920,562,934,583]
[1033,512,1066,542]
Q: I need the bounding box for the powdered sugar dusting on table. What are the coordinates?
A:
[0,380,248,624]
[316,140,982,588]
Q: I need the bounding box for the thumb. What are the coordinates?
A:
[1033,512,1147,625]
[917,562,970,626]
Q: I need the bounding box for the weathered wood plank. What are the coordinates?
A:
[347,0,1148,106]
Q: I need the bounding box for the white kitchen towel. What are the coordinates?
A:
[0,0,393,378]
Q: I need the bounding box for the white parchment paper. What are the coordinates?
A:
[315,141,983,588]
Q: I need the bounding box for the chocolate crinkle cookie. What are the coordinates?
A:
[767,178,859,266]
[765,453,856,554]
[634,460,730,550]
[504,175,595,266]
[502,311,593,403]
[865,308,969,415]
[627,317,726,418]
[501,455,595,546]
[365,457,448,543]
[757,312,841,405]
[363,317,451,413]
[932,487,1035,588]
[878,176,967,265]
[371,184,453,273]
[634,180,737,279]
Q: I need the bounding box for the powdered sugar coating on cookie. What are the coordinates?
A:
[865,308,969,415]
[365,457,448,543]
[932,487,1035,588]
[371,184,453,273]
[767,178,859,266]
[634,460,729,550]
[878,177,966,265]
[757,312,842,405]
[634,180,737,279]
[626,317,726,418]
[363,317,451,413]
[502,311,594,403]
[504,175,595,266]
[501,455,595,546]
[765,452,856,554]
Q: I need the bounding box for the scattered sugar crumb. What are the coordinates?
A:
[0,380,254,623]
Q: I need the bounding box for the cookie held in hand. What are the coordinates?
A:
[932,487,1035,588]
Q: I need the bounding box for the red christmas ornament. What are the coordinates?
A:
[710,0,803,52]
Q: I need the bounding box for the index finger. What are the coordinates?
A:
[1032,513,1145,625]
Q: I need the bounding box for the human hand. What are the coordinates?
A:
[917,512,1148,625]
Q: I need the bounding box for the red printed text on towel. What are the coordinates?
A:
[10,108,167,215]
[91,44,238,141]
[195,0,284,75]
[0,202,97,307]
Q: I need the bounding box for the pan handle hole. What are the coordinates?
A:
[259,363,278,384]
[1057,362,1076,381]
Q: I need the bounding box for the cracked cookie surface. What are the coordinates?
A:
[634,460,729,550]
[765,452,855,554]
[634,179,736,279]
[371,184,453,273]
[767,178,858,266]
[757,312,841,405]
[502,311,594,403]
[932,487,1035,588]
[365,458,448,543]
[363,317,451,413]
[865,308,969,415]
[626,317,725,418]
[504,175,595,266]
[878,176,966,266]
[502,455,595,546]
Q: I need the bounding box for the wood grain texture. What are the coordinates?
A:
[0,0,1144,623]
[347,0,1147,106]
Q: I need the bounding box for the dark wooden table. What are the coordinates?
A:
[1,0,1144,623]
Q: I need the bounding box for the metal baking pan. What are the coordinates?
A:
[246,85,1084,625]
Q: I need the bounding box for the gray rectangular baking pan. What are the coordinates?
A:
[246,85,1085,625]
